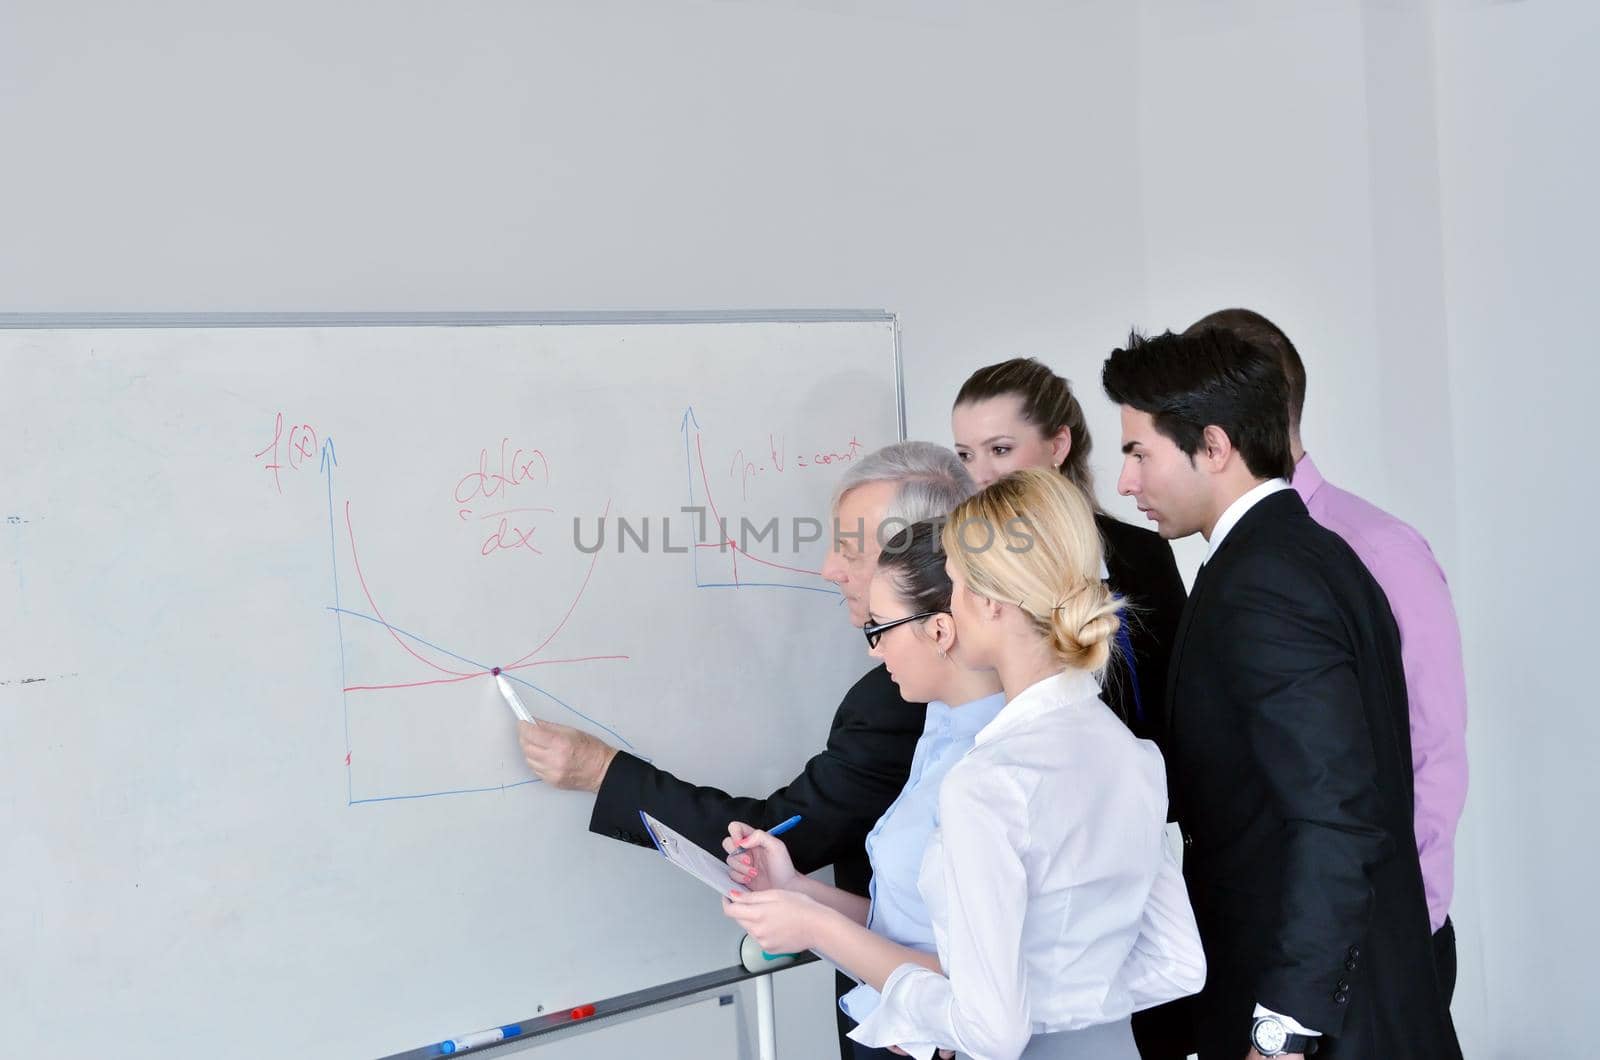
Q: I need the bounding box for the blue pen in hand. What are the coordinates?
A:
[732,816,806,960]
[732,813,802,856]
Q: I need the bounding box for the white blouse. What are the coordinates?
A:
[848,670,1205,1060]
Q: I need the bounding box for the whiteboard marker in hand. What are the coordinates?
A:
[493,668,536,724]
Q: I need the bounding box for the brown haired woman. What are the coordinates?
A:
[951,357,1185,749]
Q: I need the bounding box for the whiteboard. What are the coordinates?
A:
[0,313,903,1059]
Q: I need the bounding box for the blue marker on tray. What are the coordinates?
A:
[436,1023,522,1054]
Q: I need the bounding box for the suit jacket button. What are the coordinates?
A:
[1345,958,1358,971]
[1348,945,1361,959]
[1334,989,1350,1005]
[1336,979,1349,991]
[1182,832,1193,848]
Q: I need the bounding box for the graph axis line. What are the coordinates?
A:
[323,441,354,805]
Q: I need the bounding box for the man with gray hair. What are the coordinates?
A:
[517,441,974,1060]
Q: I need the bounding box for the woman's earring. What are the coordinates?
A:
[937,647,948,659]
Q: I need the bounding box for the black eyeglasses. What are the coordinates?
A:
[863,610,947,649]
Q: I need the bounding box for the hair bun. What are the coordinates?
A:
[942,468,1123,675]
[1047,582,1121,672]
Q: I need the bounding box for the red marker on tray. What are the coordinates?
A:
[569,1004,597,1020]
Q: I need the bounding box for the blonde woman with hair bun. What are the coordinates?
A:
[944,468,1124,678]
[846,467,1204,1059]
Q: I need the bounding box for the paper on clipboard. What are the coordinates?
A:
[639,811,749,897]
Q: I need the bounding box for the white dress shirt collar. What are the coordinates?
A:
[1204,477,1291,564]
[974,669,1102,749]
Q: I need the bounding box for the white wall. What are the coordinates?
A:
[1129,2,1393,582]
[1434,2,1600,1054]
[3,0,1593,1055]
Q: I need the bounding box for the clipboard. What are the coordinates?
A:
[639,811,750,897]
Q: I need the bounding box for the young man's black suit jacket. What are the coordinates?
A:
[1168,488,1461,1059]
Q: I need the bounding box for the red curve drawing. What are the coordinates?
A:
[694,433,824,581]
[344,498,617,683]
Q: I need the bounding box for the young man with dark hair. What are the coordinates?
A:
[1186,308,1468,1009]
[1102,330,1460,1060]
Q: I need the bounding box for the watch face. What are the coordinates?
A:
[1253,1017,1289,1053]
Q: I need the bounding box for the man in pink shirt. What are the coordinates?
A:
[1186,309,1468,1005]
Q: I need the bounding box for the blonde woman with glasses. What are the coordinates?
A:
[725,469,1203,1059]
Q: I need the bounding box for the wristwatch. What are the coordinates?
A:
[1251,1015,1318,1056]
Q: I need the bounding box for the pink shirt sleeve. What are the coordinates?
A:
[1362,534,1469,933]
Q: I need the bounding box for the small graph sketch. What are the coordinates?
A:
[315,436,636,806]
[679,406,844,598]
